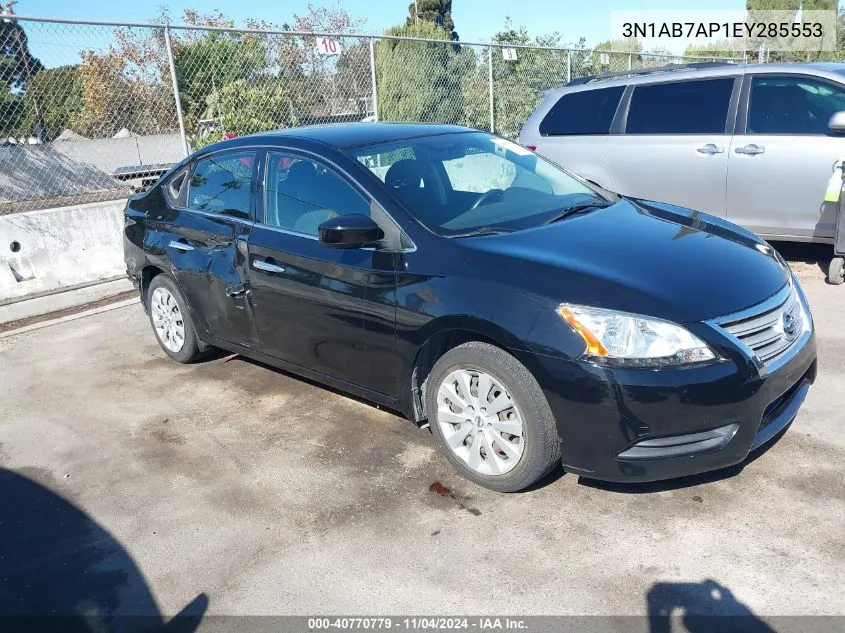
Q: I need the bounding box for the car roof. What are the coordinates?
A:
[253,122,474,149]
[558,61,845,93]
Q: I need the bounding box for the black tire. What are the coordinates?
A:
[828,257,845,285]
[425,342,561,492]
[146,274,203,363]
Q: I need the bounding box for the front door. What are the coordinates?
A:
[160,149,259,348]
[726,74,845,241]
[603,77,739,217]
[247,150,399,398]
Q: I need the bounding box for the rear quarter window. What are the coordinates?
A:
[538,86,625,136]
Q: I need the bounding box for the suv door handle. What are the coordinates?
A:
[696,143,724,155]
[169,240,194,251]
[253,259,285,274]
[735,144,765,155]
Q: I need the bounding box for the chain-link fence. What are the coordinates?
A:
[0,15,743,213]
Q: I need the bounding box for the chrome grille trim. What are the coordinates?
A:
[710,281,804,370]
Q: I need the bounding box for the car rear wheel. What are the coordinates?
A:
[147,275,202,363]
[425,342,561,492]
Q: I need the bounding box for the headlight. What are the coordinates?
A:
[557,303,717,367]
[792,275,813,334]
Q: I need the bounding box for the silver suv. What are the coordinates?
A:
[519,62,845,245]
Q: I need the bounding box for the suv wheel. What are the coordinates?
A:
[425,342,561,492]
[828,257,844,285]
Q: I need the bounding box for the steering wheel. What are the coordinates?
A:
[470,188,505,210]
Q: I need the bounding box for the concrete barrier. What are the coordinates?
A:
[0,199,128,303]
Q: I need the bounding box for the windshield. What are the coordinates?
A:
[348,131,605,236]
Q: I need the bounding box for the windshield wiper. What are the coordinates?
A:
[543,199,612,225]
[451,226,516,238]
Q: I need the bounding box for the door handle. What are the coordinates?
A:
[169,240,194,251]
[253,259,285,274]
[696,143,724,155]
[735,144,765,156]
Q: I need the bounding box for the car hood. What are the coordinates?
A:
[461,197,790,324]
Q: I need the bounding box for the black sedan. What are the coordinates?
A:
[124,123,817,492]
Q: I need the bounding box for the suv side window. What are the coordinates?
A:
[539,86,625,136]
[747,76,845,135]
[187,151,256,219]
[625,78,734,134]
[264,151,371,237]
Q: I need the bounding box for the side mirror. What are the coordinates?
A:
[318,214,384,249]
[828,111,845,134]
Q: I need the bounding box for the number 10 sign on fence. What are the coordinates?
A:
[315,37,342,55]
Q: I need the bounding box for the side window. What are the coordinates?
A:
[625,78,734,134]
[264,151,371,236]
[748,76,845,135]
[539,86,624,136]
[188,151,255,219]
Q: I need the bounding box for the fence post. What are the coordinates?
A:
[487,46,494,134]
[369,38,379,122]
[566,49,571,84]
[164,25,189,157]
[628,53,632,70]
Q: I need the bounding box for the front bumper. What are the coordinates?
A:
[516,327,817,483]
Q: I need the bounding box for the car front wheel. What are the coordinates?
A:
[147,274,203,363]
[425,342,561,492]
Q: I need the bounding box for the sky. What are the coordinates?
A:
[14,0,746,50]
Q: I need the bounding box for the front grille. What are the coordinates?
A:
[714,283,803,368]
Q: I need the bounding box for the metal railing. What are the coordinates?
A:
[0,14,743,213]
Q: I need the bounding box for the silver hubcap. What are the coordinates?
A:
[436,368,525,476]
[151,287,185,353]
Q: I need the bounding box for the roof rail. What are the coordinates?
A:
[566,61,736,86]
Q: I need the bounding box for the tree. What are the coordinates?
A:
[406,0,457,40]
[376,22,467,125]
[172,31,269,132]
[213,79,291,135]
[0,2,44,138]
[466,19,569,138]
[15,65,83,141]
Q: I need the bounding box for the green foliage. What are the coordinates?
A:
[376,22,468,125]
[463,20,570,138]
[0,18,43,92]
[406,0,457,40]
[0,15,44,138]
[15,66,84,141]
[218,79,291,135]
[0,91,23,138]
[173,32,269,132]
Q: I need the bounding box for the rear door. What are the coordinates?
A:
[162,149,259,348]
[247,149,400,398]
[726,73,845,241]
[519,85,624,188]
[602,76,740,217]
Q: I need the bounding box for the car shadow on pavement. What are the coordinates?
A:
[0,467,207,632]
[577,427,788,495]
[647,579,776,633]
[769,241,832,280]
